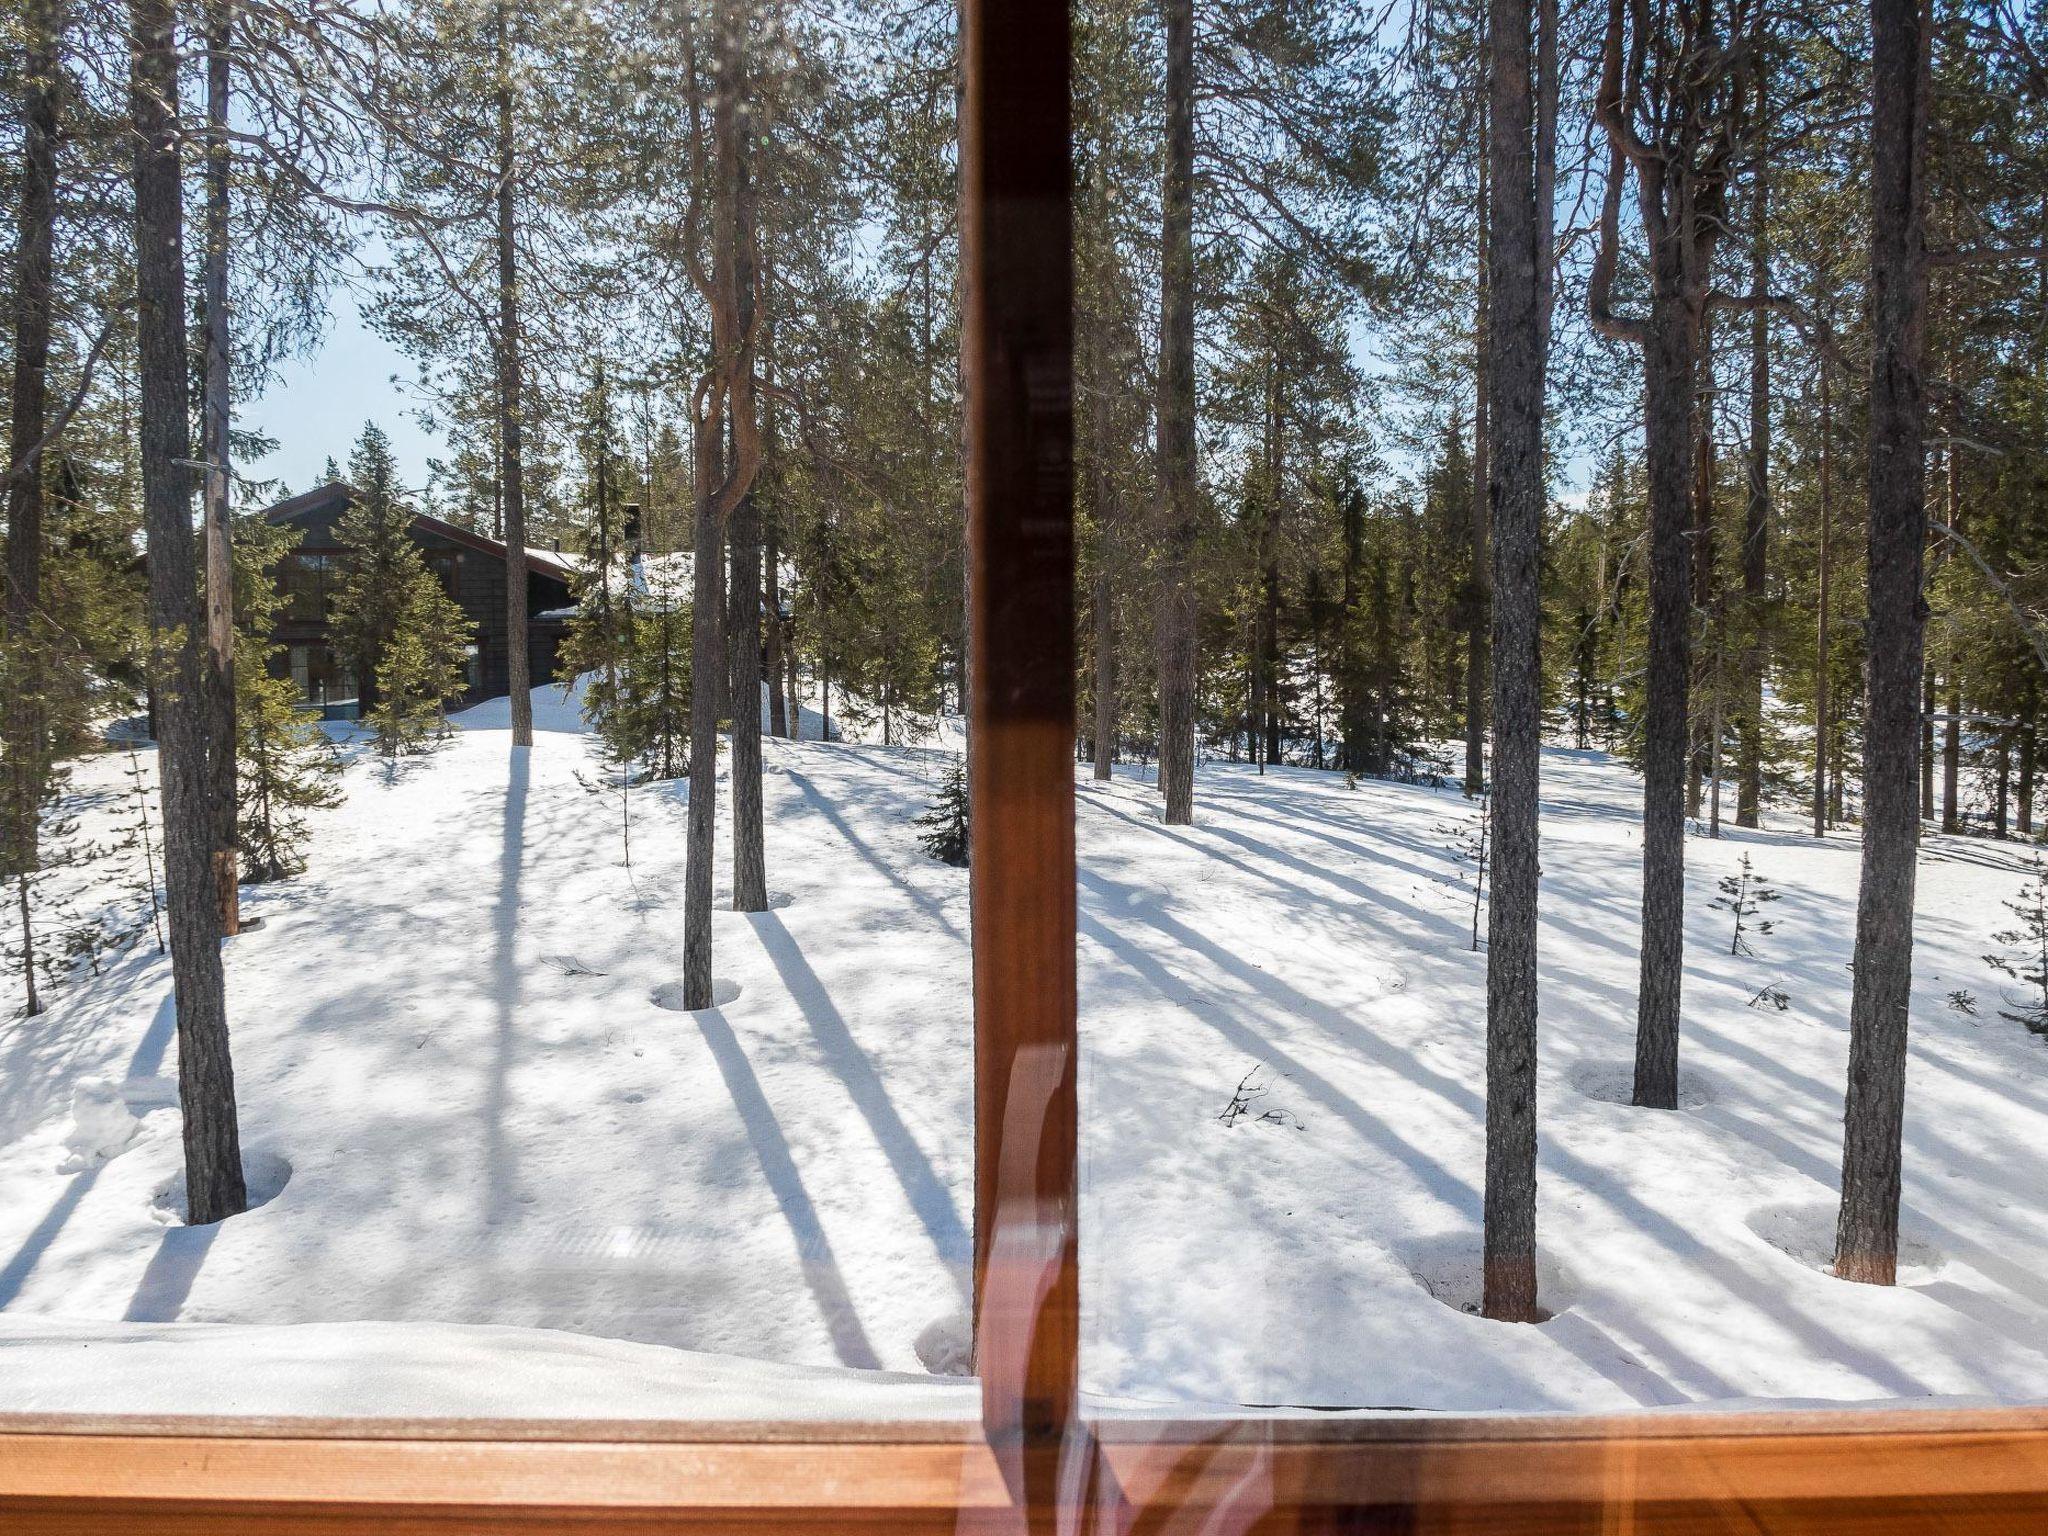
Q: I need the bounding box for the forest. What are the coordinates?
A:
[0,0,2046,1410]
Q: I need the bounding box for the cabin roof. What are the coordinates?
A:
[261,481,580,585]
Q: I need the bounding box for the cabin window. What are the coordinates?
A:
[428,549,460,599]
[288,642,358,715]
[279,550,340,622]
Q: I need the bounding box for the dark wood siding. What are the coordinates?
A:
[264,488,573,711]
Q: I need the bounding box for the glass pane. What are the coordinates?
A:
[1075,0,2048,1420]
[0,0,981,1424]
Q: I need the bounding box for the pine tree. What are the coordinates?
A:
[602,558,693,781]
[367,569,473,758]
[236,668,343,882]
[916,758,970,867]
[120,749,166,953]
[1712,853,1780,956]
[1985,856,2048,1037]
[331,425,422,709]
[231,512,341,882]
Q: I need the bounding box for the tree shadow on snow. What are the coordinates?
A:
[750,912,971,1292]
[692,1004,883,1369]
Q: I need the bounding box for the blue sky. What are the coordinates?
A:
[240,283,441,501]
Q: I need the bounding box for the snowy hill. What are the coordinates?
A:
[0,696,2043,1416]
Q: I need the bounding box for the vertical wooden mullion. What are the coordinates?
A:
[960,0,1079,1503]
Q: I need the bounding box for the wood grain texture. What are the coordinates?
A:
[4,1419,2048,1531]
[959,0,1080,1502]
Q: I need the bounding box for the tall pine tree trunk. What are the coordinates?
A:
[201,0,239,934]
[1737,95,1770,830]
[1921,669,1936,818]
[685,404,724,1005]
[132,0,246,1224]
[1466,67,1491,800]
[1632,275,1702,1112]
[1688,311,1716,821]
[1835,0,1931,1288]
[2020,691,2037,837]
[727,38,764,914]
[764,515,787,738]
[1813,358,1833,837]
[4,0,61,1015]
[495,0,532,748]
[1153,0,1197,824]
[1481,0,1543,1323]
[1338,480,1363,773]
[730,482,765,908]
[762,302,788,742]
[1256,358,1281,773]
[1942,667,1960,831]
[1092,558,1115,780]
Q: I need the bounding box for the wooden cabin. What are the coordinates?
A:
[260,482,578,718]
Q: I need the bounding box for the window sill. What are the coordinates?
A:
[3,1409,2044,1530]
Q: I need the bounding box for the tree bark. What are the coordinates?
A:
[1632,278,1702,1111]
[1481,0,1543,1325]
[727,38,764,914]
[1092,556,1115,780]
[685,431,723,1006]
[1737,95,1770,831]
[201,0,239,934]
[1921,668,1935,819]
[1154,0,1197,824]
[3,0,61,1011]
[1256,355,1282,772]
[1942,666,1960,832]
[764,514,786,738]
[1688,310,1716,821]
[132,0,247,1224]
[762,310,788,742]
[495,0,532,748]
[682,0,761,1004]
[1813,359,1833,837]
[1466,63,1491,800]
[1995,732,2011,838]
[730,483,765,909]
[1339,478,1364,773]
[2020,687,2037,837]
[1835,0,1932,1288]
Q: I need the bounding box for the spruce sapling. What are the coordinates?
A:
[917,757,970,867]
[120,749,165,951]
[1984,854,2048,1036]
[1436,797,1488,951]
[1712,852,1779,956]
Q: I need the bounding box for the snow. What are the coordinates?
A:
[0,697,2044,1418]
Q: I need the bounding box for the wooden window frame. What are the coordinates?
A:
[5,1,2045,1528]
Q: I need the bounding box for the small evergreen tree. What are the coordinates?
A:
[119,748,166,950]
[367,569,473,758]
[330,424,423,707]
[558,359,631,708]
[1985,855,2048,1036]
[232,511,343,882]
[2,766,87,1015]
[917,757,970,866]
[1712,853,1780,956]
[1436,798,1489,951]
[589,556,691,781]
[237,669,344,880]
[0,474,145,1014]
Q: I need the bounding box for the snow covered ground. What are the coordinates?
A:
[0,687,2043,1418]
